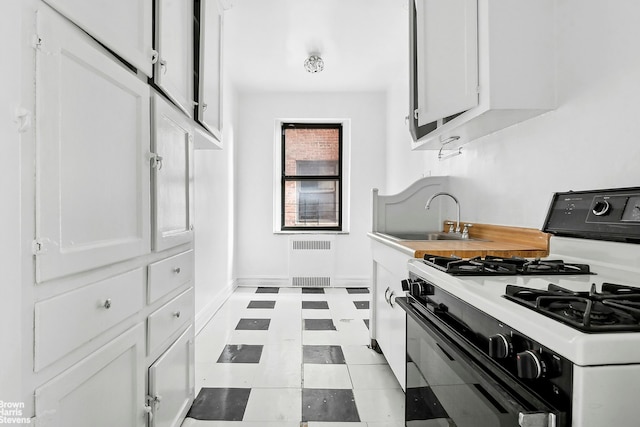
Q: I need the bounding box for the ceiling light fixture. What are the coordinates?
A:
[304,55,324,73]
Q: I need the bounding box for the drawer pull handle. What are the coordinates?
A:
[174,267,181,274]
[173,311,181,318]
[103,299,112,309]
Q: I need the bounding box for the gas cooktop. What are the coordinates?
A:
[421,254,592,276]
[504,283,640,333]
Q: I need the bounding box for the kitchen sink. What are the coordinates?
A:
[376,231,486,242]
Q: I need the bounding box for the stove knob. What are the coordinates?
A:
[488,334,512,359]
[517,350,546,379]
[592,200,611,216]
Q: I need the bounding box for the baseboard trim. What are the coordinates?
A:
[194,279,237,335]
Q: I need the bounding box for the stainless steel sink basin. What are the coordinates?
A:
[377,231,486,242]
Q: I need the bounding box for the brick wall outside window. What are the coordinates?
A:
[282,126,341,228]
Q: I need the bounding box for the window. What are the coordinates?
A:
[281,123,342,230]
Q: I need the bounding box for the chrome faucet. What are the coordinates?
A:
[425,192,461,234]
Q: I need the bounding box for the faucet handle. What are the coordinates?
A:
[445,221,455,233]
[462,223,473,239]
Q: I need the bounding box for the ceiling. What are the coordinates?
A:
[223,0,409,93]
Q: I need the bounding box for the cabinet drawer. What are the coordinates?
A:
[35,268,145,371]
[148,287,194,356]
[148,250,194,304]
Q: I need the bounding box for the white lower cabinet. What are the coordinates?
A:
[148,325,195,427]
[35,324,146,427]
[371,240,411,391]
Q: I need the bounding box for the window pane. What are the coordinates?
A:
[283,179,339,227]
[284,127,340,176]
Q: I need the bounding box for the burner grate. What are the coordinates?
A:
[504,283,640,332]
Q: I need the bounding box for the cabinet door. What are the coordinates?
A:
[152,93,195,252]
[197,0,223,140]
[35,4,151,283]
[149,325,195,427]
[374,263,406,390]
[35,324,146,427]
[155,0,194,117]
[415,0,478,126]
[43,0,154,77]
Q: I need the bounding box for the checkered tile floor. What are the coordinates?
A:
[181,286,404,427]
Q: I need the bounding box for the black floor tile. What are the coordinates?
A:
[405,386,449,421]
[302,287,325,294]
[304,318,336,331]
[302,389,360,422]
[347,287,370,294]
[303,345,345,364]
[187,388,251,421]
[247,300,276,309]
[217,344,264,363]
[302,300,329,310]
[256,287,279,293]
[354,301,370,310]
[235,318,271,330]
[363,318,370,329]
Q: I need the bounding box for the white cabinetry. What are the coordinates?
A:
[196,0,223,140]
[152,93,195,252]
[154,0,194,116]
[42,0,154,76]
[34,324,146,427]
[410,0,556,150]
[371,241,411,391]
[35,268,145,371]
[35,3,151,283]
[148,326,195,427]
[414,0,478,127]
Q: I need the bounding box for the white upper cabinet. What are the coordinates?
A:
[35,4,151,283]
[155,0,195,117]
[415,0,478,127]
[152,93,195,252]
[196,0,223,141]
[43,0,154,77]
[409,0,556,150]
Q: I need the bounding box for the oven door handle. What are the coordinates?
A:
[402,299,560,426]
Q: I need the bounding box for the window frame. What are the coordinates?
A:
[280,122,343,232]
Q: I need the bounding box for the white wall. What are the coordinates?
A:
[0,1,23,403]
[234,91,387,285]
[387,0,640,229]
[193,90,238,331]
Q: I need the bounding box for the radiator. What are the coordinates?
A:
[288,236,335,287]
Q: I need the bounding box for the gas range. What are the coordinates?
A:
[402,187,640,427]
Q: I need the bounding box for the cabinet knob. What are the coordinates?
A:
[173,311,181,318]
[173,267,181,274]
[103,299,112,309]
[159,59,167,74]
[202,103,208,111]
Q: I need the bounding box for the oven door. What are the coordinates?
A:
[402,299,561,427]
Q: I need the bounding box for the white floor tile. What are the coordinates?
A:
[195,362,258,389]
[348,364,401,389]
[302,330,341,345]
[242,388,302,422]
[182,421,299,427]
[303,363,353,389]
[253,344,302,388]
[307,422,367,427]
[352,388,405,422]
[342,345,387,365]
